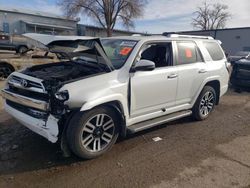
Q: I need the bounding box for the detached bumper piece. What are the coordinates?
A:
[4,101,59,143]
[1,73,59,143]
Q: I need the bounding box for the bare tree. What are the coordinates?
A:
[59,0,147,36]
[192,1,231,30]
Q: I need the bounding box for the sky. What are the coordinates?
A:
[0,0,249,34]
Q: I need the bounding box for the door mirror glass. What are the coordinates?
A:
[132,60,155,72]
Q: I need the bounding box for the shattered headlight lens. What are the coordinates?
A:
[55,90,69,101]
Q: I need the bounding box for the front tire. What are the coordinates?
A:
[192,86,216,121]
[67,107,119,159]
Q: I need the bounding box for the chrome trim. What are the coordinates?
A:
[9,72,47,93]
[8,76,46,94]
[1,89,49,111]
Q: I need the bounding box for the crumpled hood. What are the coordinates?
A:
[23,33,114,70]
[23,33,99,46]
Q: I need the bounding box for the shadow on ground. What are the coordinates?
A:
[0,89,249,176]
[0,109,194,176]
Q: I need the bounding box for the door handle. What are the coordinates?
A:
[198,69,207,74]
[167,74,178,79]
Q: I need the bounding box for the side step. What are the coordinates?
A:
[127,110,192,133]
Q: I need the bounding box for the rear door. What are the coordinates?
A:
[174,41,208,106]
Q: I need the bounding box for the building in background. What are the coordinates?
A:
[0,7,79,35]
[77,24,143,37]
[0,7,141,37]
[174,27,250,55]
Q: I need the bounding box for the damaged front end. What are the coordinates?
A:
[1,36,114,143]
[2,72,61,143]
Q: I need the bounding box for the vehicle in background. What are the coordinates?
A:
[0,49,59,79]
[230,56,250,91]
[0,34,31,54]
[1,34,230,159]
[228,51,250,65]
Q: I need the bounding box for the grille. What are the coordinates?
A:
[11,75,43,89]
[5,73,50,112]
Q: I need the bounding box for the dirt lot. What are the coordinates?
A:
[0,81,4,110]
[0,80,250,188]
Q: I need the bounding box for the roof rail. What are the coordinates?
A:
[166,34,214,40]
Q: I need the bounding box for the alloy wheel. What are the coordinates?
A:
[199,91,215,117]
[81,114,115,152]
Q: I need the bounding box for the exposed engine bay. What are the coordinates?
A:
[19,37,114,91]
[22,61,103,83]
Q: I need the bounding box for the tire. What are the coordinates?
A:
[17,46,28,54]
[67,107,119,159]
[0,63,14,79]
[192,86,216,121]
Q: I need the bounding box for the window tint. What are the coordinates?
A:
[203,41,225,61]
[176,42,202,65]
[140,43,172,68]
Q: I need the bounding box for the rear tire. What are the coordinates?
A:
[67,107,119,159]
[17,46,28,54]
[192,86,216,121]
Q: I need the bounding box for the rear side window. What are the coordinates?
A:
[176,41,203,65]
[203,41,225,61]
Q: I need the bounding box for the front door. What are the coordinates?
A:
[130,42,178,117]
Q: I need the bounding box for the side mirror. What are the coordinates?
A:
[132,60,155,72]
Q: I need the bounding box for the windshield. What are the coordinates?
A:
[101,39,137,69]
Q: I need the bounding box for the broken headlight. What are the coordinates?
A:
[54,90,69,101]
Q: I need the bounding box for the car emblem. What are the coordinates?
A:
[20,79,28,87]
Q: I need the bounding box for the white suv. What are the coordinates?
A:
[1,34,230,159]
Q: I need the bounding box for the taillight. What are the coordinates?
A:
[225,61,231,73]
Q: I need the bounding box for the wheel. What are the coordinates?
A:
[67,107,119,159]
[17,46,28,54]
[192,86,216,121]
[0,64,14,79]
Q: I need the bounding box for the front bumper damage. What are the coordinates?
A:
[1,73,60,143]
[4,101,59,143]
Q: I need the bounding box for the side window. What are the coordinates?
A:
[203,41,225,61]
[140,43,172,68]
[176,41,203,65]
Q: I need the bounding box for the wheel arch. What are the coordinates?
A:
[91,100,127,137]
[204,80,220,105]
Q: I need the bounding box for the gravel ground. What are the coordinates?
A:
[0,83,250,188]
[0,81,4,110]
